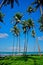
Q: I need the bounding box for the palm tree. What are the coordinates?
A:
[22,19,34,55]
[22,20,27,54]
[27,0,42,55]
[0,0,19,8]
[27,19,34,52]
[11,25,20,55]
[12,12,23,54]
[32,29,40,54]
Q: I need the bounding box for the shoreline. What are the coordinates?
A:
[0,52,43,57]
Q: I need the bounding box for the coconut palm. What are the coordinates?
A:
[27,0,42,55]
[22,19,34,55]
[32,29,40,53]
[22,20,27,54]
[12,25,20,55]
[0,0,19,8]
[12,12,23,54]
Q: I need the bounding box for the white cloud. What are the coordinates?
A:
[38,36,43,40]
[0,33,8,38]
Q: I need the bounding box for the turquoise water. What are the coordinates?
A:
[0,52,43,56]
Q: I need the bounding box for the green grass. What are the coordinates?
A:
[0,55,43,65]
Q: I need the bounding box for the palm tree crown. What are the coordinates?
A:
[13,12,23,25]
[11,25,20,36]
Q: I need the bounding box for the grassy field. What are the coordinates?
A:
[0,55,43,65]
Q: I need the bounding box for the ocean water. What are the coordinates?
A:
[0,52,43,56]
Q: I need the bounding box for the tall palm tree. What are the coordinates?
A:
[27,19,34,52]
[11,25,20,55]
[12,12,22,54]
[22,20,27,54]
[0,0,19,8]
[32,29,40,53]
[27,1,42,54]
[22,19,34,55]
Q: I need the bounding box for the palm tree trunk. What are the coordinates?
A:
[40,5,43,15]
[25,31,28,53]
[24,32,27,55]
[18,33,20,55]
[34,26,40,55]
[0,0,5,8]
[35,36,40,52]
[16,36,18,55]
[12,35,14,56]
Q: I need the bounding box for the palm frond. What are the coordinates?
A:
[32,30,35,38]
[27,6,34,13]
[0,0,19,8]
[39,24,43,32]
[0,12,5,23]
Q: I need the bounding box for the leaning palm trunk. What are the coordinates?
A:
[40,5,43,15]
[34,26,41,55]
[34,35,40,54]
[0,0,3,8]
[36,36,40,52]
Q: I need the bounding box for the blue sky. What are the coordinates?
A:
[0,0,43,52]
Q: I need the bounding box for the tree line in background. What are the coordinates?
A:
[0,0,43,55]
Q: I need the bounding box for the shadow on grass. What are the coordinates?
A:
[14,55,29,62]
[28,56,41,65]
[0,55,42,65]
